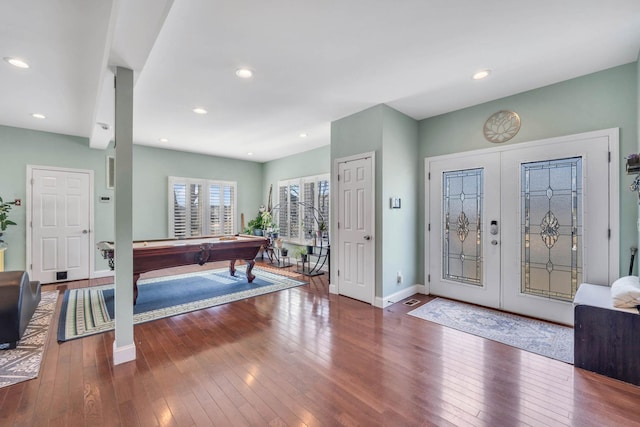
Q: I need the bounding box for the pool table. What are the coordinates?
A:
[97,234,268,304]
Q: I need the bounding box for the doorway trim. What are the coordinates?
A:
[331,151,376,304]
[424,128,620,295]
[26,165,95,280]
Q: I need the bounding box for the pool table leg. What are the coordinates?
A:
[133,273,140,305]
[229,259,256,283]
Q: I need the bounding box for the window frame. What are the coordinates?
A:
[277,173,329,245]
[168,176,237,238]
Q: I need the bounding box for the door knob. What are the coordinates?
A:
[364,235,371,240]
[491,240,498,245]
[82,229,89,234]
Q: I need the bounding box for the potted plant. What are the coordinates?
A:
[317,220,327,238]
[0,196,16,242]
[295,246,308,263]
[246,209,270,236]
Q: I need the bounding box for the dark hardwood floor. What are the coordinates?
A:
[1,261,640,426]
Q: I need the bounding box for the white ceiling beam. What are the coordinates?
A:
[90,0,175,150]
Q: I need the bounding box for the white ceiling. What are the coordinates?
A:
[1,0,639,162]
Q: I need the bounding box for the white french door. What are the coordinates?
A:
[426,130,617,325]
[428,153,502,309]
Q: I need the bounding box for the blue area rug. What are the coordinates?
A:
[408,298,574,364]
[58,267,305,342]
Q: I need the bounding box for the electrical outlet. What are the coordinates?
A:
[397,271,403,284]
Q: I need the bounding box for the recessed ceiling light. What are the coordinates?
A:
[31,113,46,119]
[235,68,253,79]
[299,133,308,138]
[192,107,208,115]
[247,152,253,156]
[159,138,169,143]
[472,69,491,80]
[4,57,29,69]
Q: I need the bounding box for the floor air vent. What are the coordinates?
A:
[403,299,421,306]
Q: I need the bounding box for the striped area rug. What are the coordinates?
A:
[0,291,58,388]
[57,267,306,342]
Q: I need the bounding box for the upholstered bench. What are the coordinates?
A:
[0,271,41,349]
[573,283,640,385]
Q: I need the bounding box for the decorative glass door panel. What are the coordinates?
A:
[521,158,582,302]
[428,153,501,309]
[501,134,612,325]
[442,168,483,286]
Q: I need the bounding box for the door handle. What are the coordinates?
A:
[364,235,371,240]
[82,229,89,234]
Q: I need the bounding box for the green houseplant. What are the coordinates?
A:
[0,196,16,241]
[295,246,308,263]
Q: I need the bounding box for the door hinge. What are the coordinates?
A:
[428,172,431,180]
[337,222,340,229]
[31,178,34,185]
[608,151,611,162]
[608,228,611,239]
[428,274,430,282]
[337,270,340,277]
[428,223,430,231]
[337,174,341,181]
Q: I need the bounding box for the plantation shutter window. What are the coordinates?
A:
[278,185,289,238]
[223,185,235,235]
[277,173,329,245]
[169,177,237,238]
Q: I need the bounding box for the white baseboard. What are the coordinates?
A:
[375,284,427,308]
[329,283,427,307]
[92,269,114,279]
[113,342,136,365]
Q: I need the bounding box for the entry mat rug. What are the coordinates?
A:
[0,291,58,388]
[58,267,306,342]
[408,298,574,364]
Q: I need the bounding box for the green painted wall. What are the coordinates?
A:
[262,145,330,207]
[331,106,383,295]
[331,105,420,300]
[381,106,419,298]
[132,145,263,240]
[0,125,114,271]
[0,125,264,272]
[418,62,639,279]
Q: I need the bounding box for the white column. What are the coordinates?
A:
[113,66,136,365]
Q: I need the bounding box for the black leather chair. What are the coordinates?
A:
[0,271,41,349]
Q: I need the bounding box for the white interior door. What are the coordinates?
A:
[427,131,616,325]
[428,153,502,309]
[31,167,92,283]
[337,154,374,304]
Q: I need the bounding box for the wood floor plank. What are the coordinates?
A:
[2,260,640,426]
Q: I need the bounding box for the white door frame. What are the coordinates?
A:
[331,151,376,304]
[425,128,620,296]
[26,165,95,280]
